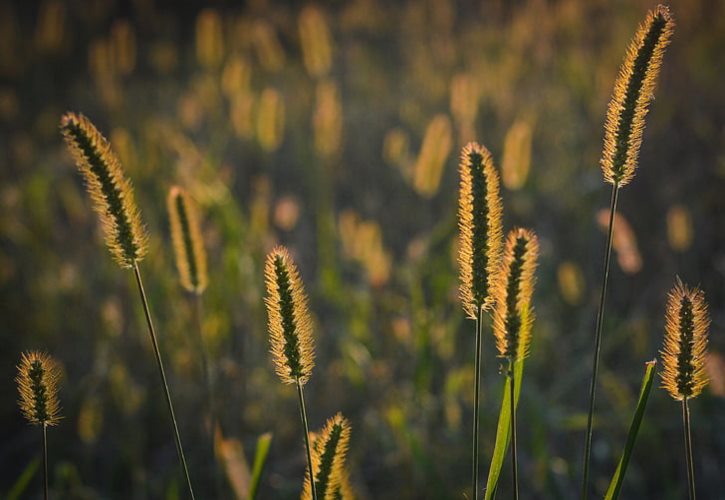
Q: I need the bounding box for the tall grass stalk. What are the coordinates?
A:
[297,380,317,500]
[42,424,48,500]
[471,305,483,500]
[508,359,518,500]
[681,398,696,500]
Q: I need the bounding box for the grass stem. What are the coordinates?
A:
[133,262,195,499]
[471,306,484,499]
[581,184,619,499]
[509,359,519,500]
[42,424,48,500]
[296,380,318,500]
[682,398,696,500]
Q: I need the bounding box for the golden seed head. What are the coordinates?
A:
[493,228,539,360]
[168,186,208,294]
[60,112,148,268]
[299,5,333,78]
[660,278,709,400]
[16,351,62,426]
[264,246,315,385]
[302,413,351,500]
[601,5,674,187]
[458,142,504,319]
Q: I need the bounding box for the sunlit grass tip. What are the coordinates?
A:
[168,186,208,294]
[16,351,62,427]
[60,112,148,268]
[493,228,539,361]
[458,142,504,319]
[264,246,315,385]
[302,413,351,500]
[601,4,674,187]
[660,277,709,400]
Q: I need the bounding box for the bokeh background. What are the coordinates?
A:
[1,0,723,498]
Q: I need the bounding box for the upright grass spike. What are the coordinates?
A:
[492,228,539,500]
[457,141,503,500]
[264,246,317,500]
[581,7,674,498]
[660,278,709,500]
[302,413,351,500]
[60,112,148,268]
[60,112,195,499]
[16,351,62,500]
[168,186,208,294]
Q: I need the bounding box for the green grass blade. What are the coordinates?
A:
[248,432,273,500]
[483,357,524,500]
[6,458,40,500]
[604,360,657,500]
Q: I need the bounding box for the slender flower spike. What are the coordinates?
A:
[601,5,674,186]
[168,186,208,294]
[16,351,62,427]
[493,228,539,361]
[60,112,148,268]
[458,142,504,318]
[264,246,315,385]
[302,413,351,500]
[660,278,709,400]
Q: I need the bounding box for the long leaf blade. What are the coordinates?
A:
[248,432,273,500]
[604,360,657,500]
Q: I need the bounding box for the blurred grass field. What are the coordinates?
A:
[0,0,724,498]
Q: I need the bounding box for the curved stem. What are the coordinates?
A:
[133,262,195,499]
[471,306,484,500]
[581,184,619,499]
[42,424,48,500]
[682,398,696,500]
[297,380,318,500]
[509,359,519,500]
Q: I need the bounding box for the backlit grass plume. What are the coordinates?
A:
[264,246,318,499]
[601,5,674,187]
[458,142,504,318]
[659,278,709,500]
[492,227,539,500]
[168,186,208,294]
[264,246,315,385]
[60,112,147,268]
[302,413,351,500]
[16,351,62,500]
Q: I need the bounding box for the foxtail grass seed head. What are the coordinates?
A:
[168,186,208,294]
[493,228,539,361]
[16,351,62,427]
[264,246,315,385]
[601,5,674,186]
[660,278,709,400]
[60,112,148,268]
[302,413,351,500]
[458,142,504,318]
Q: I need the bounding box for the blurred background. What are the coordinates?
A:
[0,0,723,498]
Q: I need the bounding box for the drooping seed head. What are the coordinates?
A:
[458,142,504,319]
[493,228,539,360]
[16,351,62,426]
[660,278,709,400]
[168,186,208,294]
[264,246,315,385]
[60,112,148,268]
[601,5,674,187]
[302,413,351,500]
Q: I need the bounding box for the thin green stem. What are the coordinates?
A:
[42,424,48,500]
[509,358,519,500]
[471,305,484,500]
[581,184,619,499]
[682,398,696,500]
[133,262,195,500]
[296,380,318,500]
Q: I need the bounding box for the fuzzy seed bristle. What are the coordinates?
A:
[601,5,674,187]
[493,228,539,360]
[302,413,351,500]
[458,142,504,319]
[60,112,148,268]
[16,351,62,427]
[168,186,208,294]
[264,246,315,385]
[660,278,709,400]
